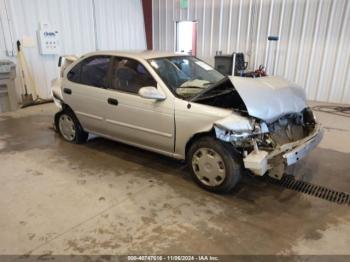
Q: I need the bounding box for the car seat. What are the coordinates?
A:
[115,67,138,93]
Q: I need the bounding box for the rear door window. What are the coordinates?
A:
[67,63,82,83]
[68,56,111,88]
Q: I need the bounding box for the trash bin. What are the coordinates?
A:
[0,60,17,113]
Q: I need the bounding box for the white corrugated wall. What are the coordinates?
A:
[153,0,350,104]
[93,0,146,50]
[0,0,146,99]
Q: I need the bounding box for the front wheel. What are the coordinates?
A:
[55,110,88,144]
[188,136,242,193]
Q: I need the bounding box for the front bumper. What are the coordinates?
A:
[243,124,324,176]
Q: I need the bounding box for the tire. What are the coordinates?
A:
[55,109,88,144]
[188,136,242,193]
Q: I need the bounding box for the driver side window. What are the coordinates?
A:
[111,57,156,94]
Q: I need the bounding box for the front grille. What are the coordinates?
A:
[268,113,308,145]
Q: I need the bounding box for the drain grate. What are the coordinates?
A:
[266,175,350,206]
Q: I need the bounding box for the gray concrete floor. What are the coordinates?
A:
[0,102,349,256]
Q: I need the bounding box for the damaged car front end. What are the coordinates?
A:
[208,76,324,179]
[214,109,323,179]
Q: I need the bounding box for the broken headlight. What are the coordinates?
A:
[303,107,317,124]
[214,120,269,142]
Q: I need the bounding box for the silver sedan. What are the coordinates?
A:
[51,51,323,193]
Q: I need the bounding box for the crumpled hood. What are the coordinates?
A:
[229,76,307,123]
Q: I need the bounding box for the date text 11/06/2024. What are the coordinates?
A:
[127,255,220,261]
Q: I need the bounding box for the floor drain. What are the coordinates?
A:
[266,175,350,206]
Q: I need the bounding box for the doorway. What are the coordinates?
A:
[175,21,197,56]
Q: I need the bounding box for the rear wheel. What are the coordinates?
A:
[188,136,242,193]
[56,110,88,144]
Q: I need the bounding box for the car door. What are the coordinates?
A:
[62,55,112,134]
[103,56,175,154]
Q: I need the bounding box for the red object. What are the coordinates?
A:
[254,65,267,77]
[191,22,197,56]
[142,0,153,50]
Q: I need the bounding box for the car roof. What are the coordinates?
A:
[81,50,189,60]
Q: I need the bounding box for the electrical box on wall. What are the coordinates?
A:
[37,23,60,55]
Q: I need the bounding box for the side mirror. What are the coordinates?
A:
[138,86,166,100]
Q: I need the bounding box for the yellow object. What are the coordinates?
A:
[16,43,39,99]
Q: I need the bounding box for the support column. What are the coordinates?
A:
[142,0,153,50]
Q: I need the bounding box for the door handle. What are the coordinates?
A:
[107,98,118,106]
[63,88,72,95]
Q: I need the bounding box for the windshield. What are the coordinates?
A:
[148,56,225,100]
